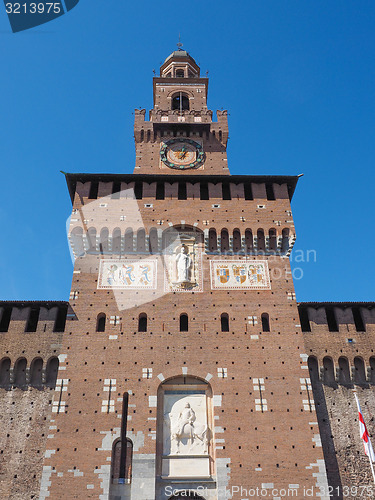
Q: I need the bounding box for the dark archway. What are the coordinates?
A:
[97,313,106,332]
[322,357,336,387]
[46,357,59,388]
[30,357,43,388]
[138,313,147,332]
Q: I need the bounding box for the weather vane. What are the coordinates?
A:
[177,33,183,50]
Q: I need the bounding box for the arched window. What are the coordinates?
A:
[112,228,121,253]
[99,228,109,253]
[46,357,59,388]
[261,313,270,332]
[97,313,106,332]
[172,92,190,111]
[308,356,319,384]
[338,357,351,386]
[220,229,229,253]
[269,228,277,252]
[111,437,133,484]
[87,227,97,253]
[233,229,241,253]
[245,229,253,253]
[0,357,11,388]
[149,228,158,254]
[136,229,146,253]
[281,228,289,253]
[257,229,265,252]
[180,314,188,332]
[221,313,229,332]
[208,229,217,252]
[14,358,27,388]
[138,313,147,332]
[30,357,43,387]
[175,69,185,78]
[70,226,84,256]
[125,229,133,253]
[323,357,335,386]
[354,357,366,385]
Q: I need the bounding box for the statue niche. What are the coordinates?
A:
[175,245,192,283]
[163,395,210,456]
[164,230,203,292]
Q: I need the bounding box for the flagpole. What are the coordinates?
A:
[354,392,375,485]
[369,448,375,485]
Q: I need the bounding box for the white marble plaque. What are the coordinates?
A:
[97,259,157,289]
[162,457,210,478]
[163,393,209,456]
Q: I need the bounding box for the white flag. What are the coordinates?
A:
[355,393,375,462]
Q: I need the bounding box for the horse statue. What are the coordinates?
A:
[169,402,210,454]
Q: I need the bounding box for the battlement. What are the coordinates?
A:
[65,173,298,203]
[0,301,75,334]
[298,301,375,333]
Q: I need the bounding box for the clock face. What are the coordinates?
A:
[160,138,205,170]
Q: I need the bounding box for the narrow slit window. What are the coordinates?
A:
[180,314,188,332]
[261,313,270,332]
[221,313,229,332]
[97,313,106,332]
[138,314,147,332]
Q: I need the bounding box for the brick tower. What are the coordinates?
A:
[0,48,333,500]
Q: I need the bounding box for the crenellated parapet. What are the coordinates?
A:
[0,300,75,334]
[300,302,375,385]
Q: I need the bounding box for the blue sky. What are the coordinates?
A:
[0,1,374,302]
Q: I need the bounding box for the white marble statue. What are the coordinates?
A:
[169,401,209,455]
[175,245,192,282]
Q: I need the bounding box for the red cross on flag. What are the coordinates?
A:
[355,393,375,462]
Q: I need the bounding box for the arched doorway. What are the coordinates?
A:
[169,493,205,499]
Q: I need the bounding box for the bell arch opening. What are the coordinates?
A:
[172,92,190,111]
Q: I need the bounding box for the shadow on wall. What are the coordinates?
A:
[308,357,343,499]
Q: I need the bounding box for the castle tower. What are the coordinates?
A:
[0,49,332,500]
